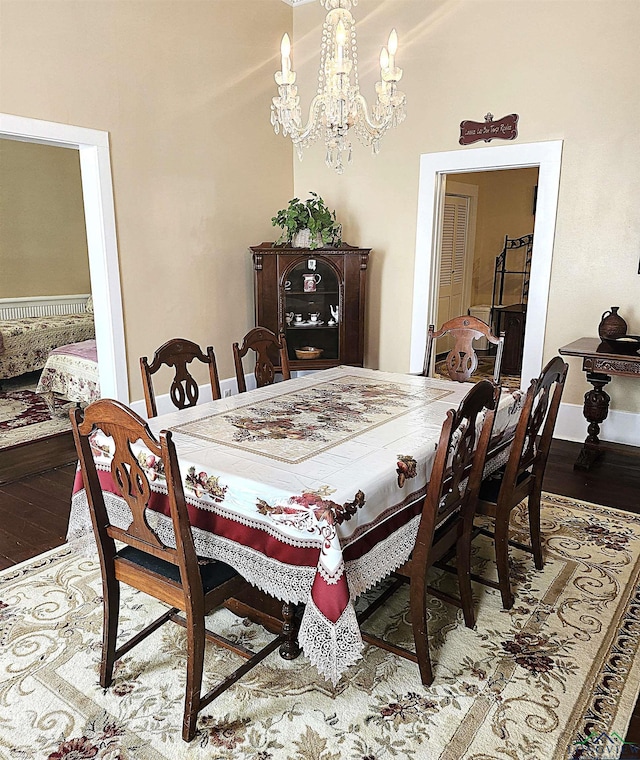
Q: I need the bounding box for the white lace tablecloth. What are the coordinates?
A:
[68,366,523,684]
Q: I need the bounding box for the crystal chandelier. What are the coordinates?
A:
[271,0,406,174]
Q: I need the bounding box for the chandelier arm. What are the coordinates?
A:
[285,95,325,145]
[353,93,393,137]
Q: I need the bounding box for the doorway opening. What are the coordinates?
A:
[433,167,539,389]
[410,141,563,389]
[0,113,128,411]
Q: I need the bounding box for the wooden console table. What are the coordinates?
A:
[559,337,640,470]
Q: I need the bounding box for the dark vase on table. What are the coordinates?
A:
[598,307,627,341]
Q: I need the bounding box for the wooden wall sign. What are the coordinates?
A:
[459,113,519,146]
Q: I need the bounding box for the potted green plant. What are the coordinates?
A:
[271,192,342,249]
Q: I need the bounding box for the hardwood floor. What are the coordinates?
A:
[0,435,639,742]
[0,459,76,570]
[544,438,640,512]
[0,430,76,485]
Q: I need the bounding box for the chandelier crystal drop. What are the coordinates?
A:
[270,0,406,174]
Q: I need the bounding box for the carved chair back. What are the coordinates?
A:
[474,356,568,609]
[424,315,504,384]
[502,355,568,491]
[140,338,221,418]
[233,326,291,394]
[413,379,500,567]
[71,399,199,581]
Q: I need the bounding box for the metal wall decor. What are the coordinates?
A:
[459,113,519,146]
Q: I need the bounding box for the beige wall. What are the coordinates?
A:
[448,168,538,307]
[292,0,640,415]
[0,139,90,298]
[0,0,293,400]
[1,0,638,420]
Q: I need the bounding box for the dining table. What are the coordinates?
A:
[67,366,524,685]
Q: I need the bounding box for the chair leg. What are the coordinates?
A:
[528,487,544,571]
[182,614,205,743]
[100,576,120,688]
[409,577,434,686]
[494,515,514,610]
[456,534,475,629]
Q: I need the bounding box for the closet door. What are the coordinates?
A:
[436,194,470,348]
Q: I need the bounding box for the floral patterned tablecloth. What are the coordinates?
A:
[68,366,524,685]
[36,339,99,413]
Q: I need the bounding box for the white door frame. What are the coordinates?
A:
[445,180,479,320]
[0,112,128,402]
[410,140,563,388]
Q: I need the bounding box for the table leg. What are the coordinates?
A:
[223,585,301,659]
[574,372,611,471]
[279,601,301,660]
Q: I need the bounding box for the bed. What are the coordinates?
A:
[0,295,95,381]
[36,339,100,413]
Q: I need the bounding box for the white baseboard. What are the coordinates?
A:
[555,401,640,447]
[128,398,146,416]
[130,375,241,418]
[130,371,315,418]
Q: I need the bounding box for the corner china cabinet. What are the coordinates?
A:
[250,243,370,370]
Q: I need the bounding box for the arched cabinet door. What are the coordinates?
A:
[251,243,370,370]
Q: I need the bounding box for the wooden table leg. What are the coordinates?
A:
[224,584,301,659]
[279,601,301,660]
[574,372,611,471]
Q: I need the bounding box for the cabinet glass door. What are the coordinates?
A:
[283,258,340,362]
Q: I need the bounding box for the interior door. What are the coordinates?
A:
[436,194,470,351]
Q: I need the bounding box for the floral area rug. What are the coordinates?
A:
[2,494,640,760]
[0,388,72,450]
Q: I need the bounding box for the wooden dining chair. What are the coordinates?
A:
[358,379,500,686]
[70,399,282,742]
[233,326,291,394]
[473,356,568,609]
[422,315,504,384]
[140,337,221,418]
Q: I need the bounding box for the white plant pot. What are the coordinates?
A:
[292,229,323,248]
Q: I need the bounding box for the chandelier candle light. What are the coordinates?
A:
[271,0,406,174]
